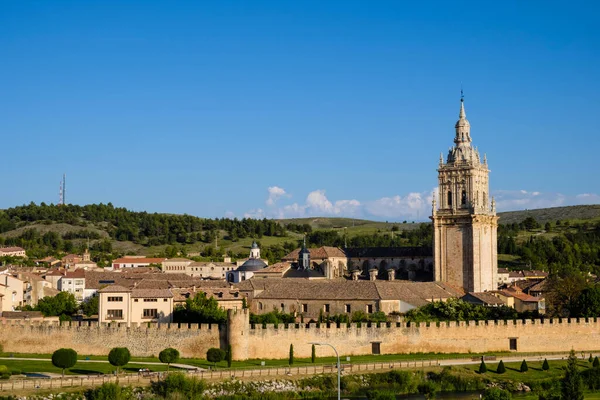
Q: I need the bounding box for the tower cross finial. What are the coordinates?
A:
[460,83,464,102]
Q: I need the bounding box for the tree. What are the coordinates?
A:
[289,344,294,366]
[36,292,78,318]
[52,348,77,377]
[173,292,227,324]
[545,222,552,232]
[226,344,232,368]
[542,358,550,371]
[311,344,316,363]
[561,350,584,400]
[206,348,225,367]
[594,356,599,368]
[479,360,487,373]
[520,360,528,373]
[482,387,512,400]
[590,354,594,363]
[496,360,506,374]
[108,347,131,374]
[80,295,99,317]
[158,348,180,372]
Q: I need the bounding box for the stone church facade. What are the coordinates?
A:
[432,96,499,292]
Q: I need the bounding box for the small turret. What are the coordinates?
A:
[298,237,310,270]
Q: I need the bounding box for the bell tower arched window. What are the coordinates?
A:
[447,191,452,207]
[461,190,467,206]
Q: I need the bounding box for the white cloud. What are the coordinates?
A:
[365,189,436,220]
[243,208,265,219]
[266,186,289,206]
[242,186,599,221]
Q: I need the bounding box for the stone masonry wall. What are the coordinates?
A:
[2,315,600,361]
[0,320,222,358]
[242,318,600,360]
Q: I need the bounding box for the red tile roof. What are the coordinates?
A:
[112,257,166,264]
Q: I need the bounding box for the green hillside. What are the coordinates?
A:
[498,204,600,225]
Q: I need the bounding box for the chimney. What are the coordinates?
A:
[369,268,377,281]
[387,269,395,281]
[351,270,361,281]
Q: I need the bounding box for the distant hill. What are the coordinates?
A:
[498,204,600,225]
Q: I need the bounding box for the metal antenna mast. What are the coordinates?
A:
[58,174,66,206]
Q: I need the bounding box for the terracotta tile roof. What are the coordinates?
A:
[498,268,509,274]
[98,285,131,293]
[282,247,346,261]
[523,270,548,278]
[63,269,86,279]
[253,262,292,275]
[499,289,541,302]
[45,269,66,277]
[463,292,506,306]
[164,258,192,262]
[112,257,166,264]
[0,247,25,253]
[529,279,547,292]
[131,289,173,298]
[188,261,236,267]
[250,279,461,304]
[508,271,524,278]
[171,288,240,302]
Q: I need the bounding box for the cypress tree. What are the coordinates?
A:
[226,344,232,368]
[542,358,549,371]
[289,344,294,365]
[590,354,594,363]
[496,360,506,374]
[479,360,487,374]
[561,350,584,400]
[594,356,599,368]
[311,344,316,363]
[520,359,528,373]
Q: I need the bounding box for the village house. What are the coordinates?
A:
[58,269,87,301]
[111,257,166,270]
[235,279,461,319]
[0,273,24,312]
[16,272,59,307]
[98,285,174,326]
[0,247,26,258]
[171,287,244,311]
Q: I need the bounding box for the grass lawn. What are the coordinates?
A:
[0,359,175,376]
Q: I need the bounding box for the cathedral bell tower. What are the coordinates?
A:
[431,95,499,292]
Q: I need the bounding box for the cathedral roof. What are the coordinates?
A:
[237,258,267,272]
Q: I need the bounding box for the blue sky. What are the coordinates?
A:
[1,1,598,221]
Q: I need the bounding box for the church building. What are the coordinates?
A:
[432,95,499,292]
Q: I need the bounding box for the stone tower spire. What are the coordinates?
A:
[432,94,499,293]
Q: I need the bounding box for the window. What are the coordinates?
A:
[461,190,467,206]
[107,309,123,320]
[324,304,330,313]
[163,298,168,302]
[302,304,308,313]
[143,309,158,319]
[143,298,158,302]
[509,338,518,351]
[280,303,285,312]
[447,191,452,207]
[134,299,138,302]
[75,280,84,285]
[258,302,263,310]
[345,304,351,313]
[108,296,123,302]
[366,304,373,313]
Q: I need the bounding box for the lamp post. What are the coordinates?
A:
[309,342,340,400]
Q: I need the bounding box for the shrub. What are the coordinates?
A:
[85,382,134,400]
[482,387,512,400]
[151,372,205,398]
[542,358,550,371]
[10,369,21,376]
[158,348,180,372]
[206,348,226,367]
[417,381,438,399]
[496,360,506,374]
[479,360,487,373]
[366,389,396,400]
[108,347,131,374]
[0,365,10,380]
[520,360,528,373]
[51,348,78,377]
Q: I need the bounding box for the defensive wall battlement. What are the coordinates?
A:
[1,312,599,360]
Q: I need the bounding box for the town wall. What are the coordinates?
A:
[2,313,600,361]
[0,320,222,358]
